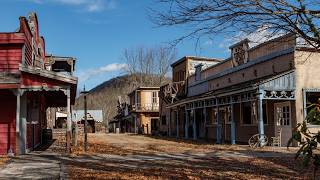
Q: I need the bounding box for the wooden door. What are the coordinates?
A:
[274,102,292,147]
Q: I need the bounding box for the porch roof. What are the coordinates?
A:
[166,70,296,108]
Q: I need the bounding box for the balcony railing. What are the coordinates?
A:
[131,103,159,112]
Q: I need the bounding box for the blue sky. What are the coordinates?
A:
[0,0,231,90]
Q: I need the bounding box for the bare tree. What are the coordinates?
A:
[123,46,176,86]
[151,0,320,48]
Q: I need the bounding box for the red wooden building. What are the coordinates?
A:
[0,13,77,155]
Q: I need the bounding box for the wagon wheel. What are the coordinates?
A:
[248,134,268,148]
[248,134,260,148]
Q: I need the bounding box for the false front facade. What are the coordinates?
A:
[0,13,77,155]
[160,34,320,146]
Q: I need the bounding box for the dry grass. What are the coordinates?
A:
[52,134,318,179]
[0,156,9,168]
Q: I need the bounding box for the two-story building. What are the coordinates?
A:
[128,87,160,134]
[160,34,320,146]
[0,13,77,155]
[114,87,160,134]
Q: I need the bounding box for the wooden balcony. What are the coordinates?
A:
[131,103,159,112]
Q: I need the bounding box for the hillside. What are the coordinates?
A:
[73,74,170,130]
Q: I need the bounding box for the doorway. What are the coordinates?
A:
[151,118,159,134]
[274,102,292,146]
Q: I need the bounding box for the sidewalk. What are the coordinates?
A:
[0,151,65,180]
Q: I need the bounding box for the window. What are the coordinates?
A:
[136,92,141,108]
[306,92,320,115]
[195,64,202,81]
[161,116,167,125]
[276,104,291,126]
[152,91,158,104]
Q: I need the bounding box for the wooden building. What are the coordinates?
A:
[159,34,320,146]
[0,13,77,155]
[72,110,104,133]
[113,87,160,134]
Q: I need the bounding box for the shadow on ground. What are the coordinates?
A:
[51,140,316,179]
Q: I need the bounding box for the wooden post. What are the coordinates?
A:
[168,109,172,136]
[193,109,197,140]
[185,110,189,139]
[146,123,149,134]
[66,88,71,153]
[134,116,137,134]
[203,107,207,140]
[20,93,27,154]
[230,104,236,144]
[15,90,21,155]
[216,105,221,144]
[257,88,265,137]
[176,110,179,138]
[84,92,88,152]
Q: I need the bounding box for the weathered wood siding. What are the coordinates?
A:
[0,90,16,154]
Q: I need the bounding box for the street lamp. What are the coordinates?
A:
[80,85,89,152]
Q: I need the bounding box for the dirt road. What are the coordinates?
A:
[61,133,315,179]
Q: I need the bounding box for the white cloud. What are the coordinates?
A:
[77,63,128,83]
[25,0,116,12]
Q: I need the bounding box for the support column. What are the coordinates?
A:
[134,116,137,134]
[258,89,265,137]
[20,93,27,154]
[185,110,189,139]
[168,109,172,136]
[66,88,71,153]
[176,110,179,138]
[203,108,207,139]
[216,105,221,144]
[303,89,307,118]
[193,109,197,140]
[230,104,236,145]
[15,91,21,155]
[14,90,27,155]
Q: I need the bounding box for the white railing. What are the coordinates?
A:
[132,103,159,111]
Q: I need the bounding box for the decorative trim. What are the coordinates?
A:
[262,90,295,100]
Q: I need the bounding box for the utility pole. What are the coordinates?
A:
[81,86,89,152]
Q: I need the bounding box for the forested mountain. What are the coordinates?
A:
[73,74,170,130]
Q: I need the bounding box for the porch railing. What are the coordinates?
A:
[131,103,159,112]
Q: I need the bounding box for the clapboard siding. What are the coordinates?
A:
[0,90,16,155]
[0,47,22,72]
